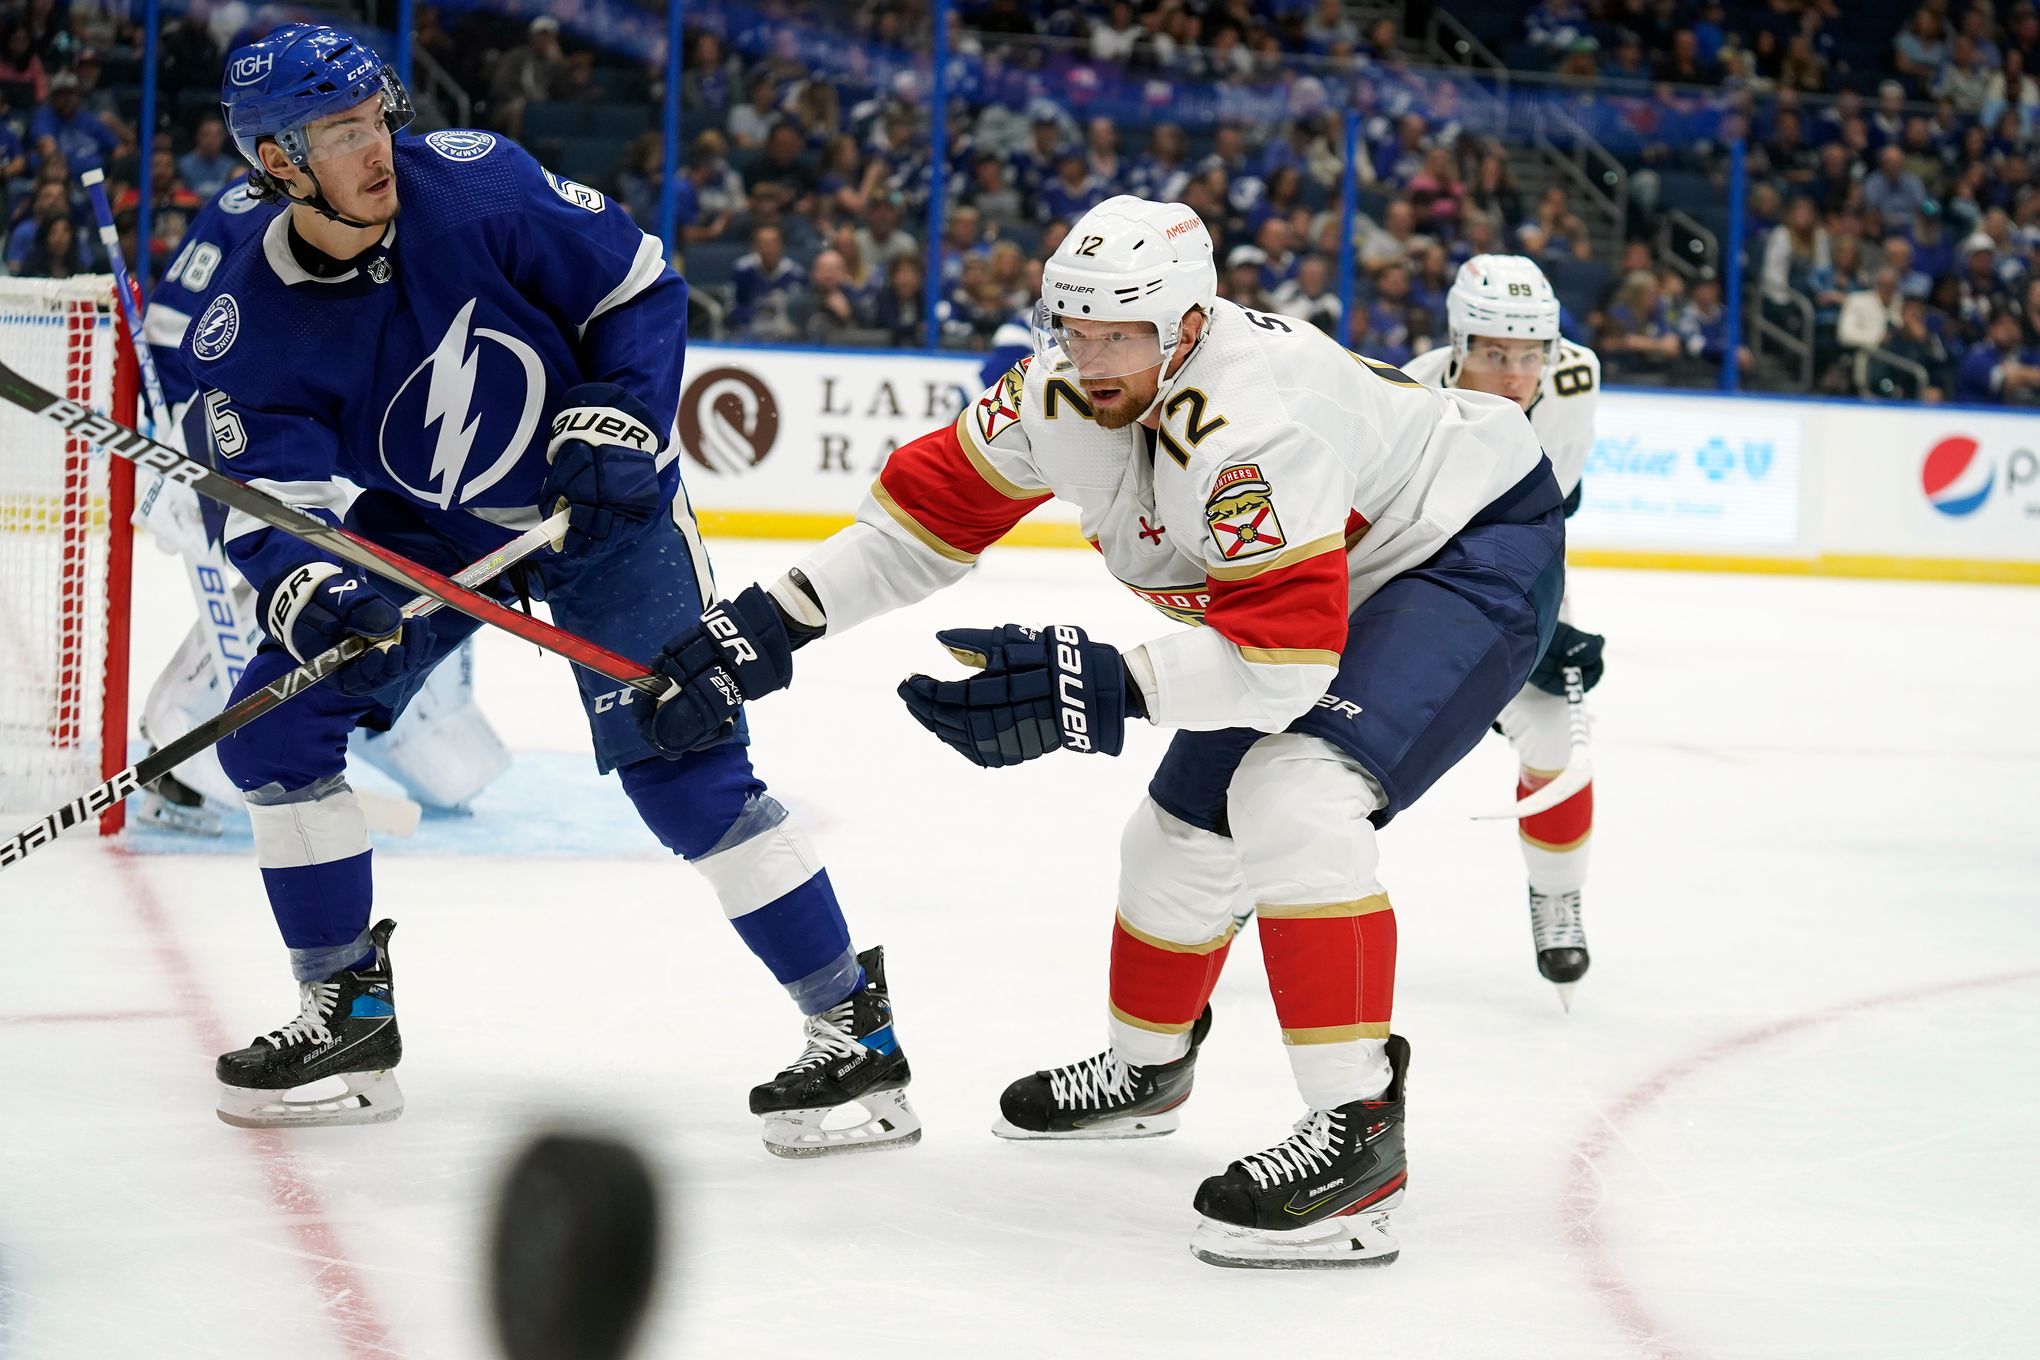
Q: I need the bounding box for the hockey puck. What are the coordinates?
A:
[489,1132,660,1360]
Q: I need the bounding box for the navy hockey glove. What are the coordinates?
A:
[541,383,665,558]
[896,624,1142,768]
[257,562,421,699]
[638,584,797,756]
[1528,621,1606,696]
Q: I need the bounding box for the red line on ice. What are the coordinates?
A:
[114,852,402,1360]
[1563,966,2040,1360]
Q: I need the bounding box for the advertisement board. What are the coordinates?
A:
[1566,393,1807,552]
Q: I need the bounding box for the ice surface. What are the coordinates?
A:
[3,540,2037,1359]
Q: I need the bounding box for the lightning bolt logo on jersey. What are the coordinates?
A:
[380,298,546,508]
[177,132,685,594]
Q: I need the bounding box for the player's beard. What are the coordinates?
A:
[1084,368,1159,430]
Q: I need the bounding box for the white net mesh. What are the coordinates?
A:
[0,276,120,822]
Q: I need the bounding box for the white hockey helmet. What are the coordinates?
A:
[1033,195,1216,406]
[1447,254,1561,361]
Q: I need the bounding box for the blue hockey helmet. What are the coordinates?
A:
[221,24,413,207]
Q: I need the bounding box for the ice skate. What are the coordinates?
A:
[750,945,919,1158]
[216,919,403,1128]
[1189,1034,1409,1269]
[1528,886,1590,1010]
[993,1006,1212,1140]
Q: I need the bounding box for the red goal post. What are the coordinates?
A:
[0,275,139,836]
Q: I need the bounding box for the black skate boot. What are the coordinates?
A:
[216,919,403,1129]
[1529,886,1590,1009]
[750,945,919,1158]
[1188,1034,1410,1269]
[993,1006,1213,1140]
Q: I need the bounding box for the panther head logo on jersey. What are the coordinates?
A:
[1205,463,1286,561]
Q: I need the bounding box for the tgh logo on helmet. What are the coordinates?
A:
[229,52,274,85]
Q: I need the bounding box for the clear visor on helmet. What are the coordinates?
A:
[1032,300,1166,381]
[1458,334,1556,382]
[298,76,409,167]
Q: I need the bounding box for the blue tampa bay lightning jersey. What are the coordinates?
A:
[143,178,280,414]
[180,129,687,594]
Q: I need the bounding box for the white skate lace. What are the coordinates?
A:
[1529,888,1587,951]
[1238,1110,1346,1190]
[1047,1051,1140,1110]
[782,1000,864,1074]
[262,981,339,1050]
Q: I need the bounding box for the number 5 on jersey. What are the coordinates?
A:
[204,390,247,460]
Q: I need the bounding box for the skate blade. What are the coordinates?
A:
[1188,1191,1401,1270]
[136,793,224,838]
[217,1069,403,1129]
[761,1085,921,1159]
[990,1109,1180,1141]
[1554,982,1578,1013]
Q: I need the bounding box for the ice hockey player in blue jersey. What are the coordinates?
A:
[136,175,514,839]
[192,25,916,1156]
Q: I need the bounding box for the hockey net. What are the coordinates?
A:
[0,275,136,834]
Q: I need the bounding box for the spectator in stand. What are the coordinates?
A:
[1675,271,1752,379]
[177,116,236,199]
[1895,12,1950,94]
[1874,295,1953,399]
[0,24,49,110]
[753,122,818,213]
[1038,149,1104,225]
[1869,80,1910,149]
[0,118,26,209]
[1599,268,1682,378]
[1366,263,1417,365]
[1606,30,1653,84]
[1862,145,1930,234]
[1008,113,1067,213]
[5,181,69,271]
[1982,48,2040,125]
[1837,265,1903,354]
[730,223,808,339]
[1373,114,1430,188]
[1955,231,2010,331]
[489,15,565,141]
[1464,150,1524,229]
[1662,28,1722,86]
[1525,0,1589,58]
[687,131,747,220]
[871,253,926,346]
[1955,305,2040,402]
[1090,2,1139,63]
[1083,117,1123,193]
[683,32,740,121]
[1778,31,1830,94]
[1937,34,1994,115]
[1879,234,1933,302]
[1359,197,1432,273]
[1271,252,1341,335]
[1222,244,1272,311]
[1128,123,1192,202]
[1762,193,1831,306]
[1406,146,1463,232]
[855,190,918,268]
[726,75,779,151]
[22,211,90,278]
[1764,109,1819,188]
[31,71,122,172]
[791,248,874,342]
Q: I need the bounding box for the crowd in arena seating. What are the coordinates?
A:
[3,0,2037,405]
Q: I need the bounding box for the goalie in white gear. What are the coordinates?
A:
[634,196,1569,1266]
[1404,255,1604,1009]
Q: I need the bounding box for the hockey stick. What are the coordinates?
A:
[1473,665,1593,820]
[79,168,170,434]
[0,511,566,869]
[0,358,664,695]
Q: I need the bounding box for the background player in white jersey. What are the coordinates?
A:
[132,177,510,837]
[632,197,1566,1266]
[1404,258,1606,1008]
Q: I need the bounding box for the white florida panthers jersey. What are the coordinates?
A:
[784,298,1546,734]
[1402,339,1600,498]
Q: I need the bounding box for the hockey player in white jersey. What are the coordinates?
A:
[1404,257,1605,1007]
[634,196,1567,1266]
